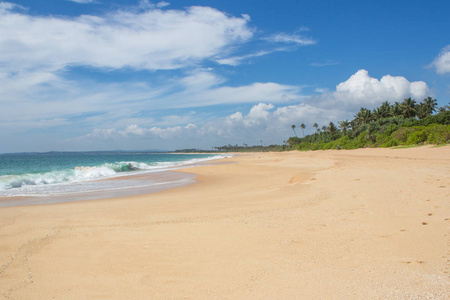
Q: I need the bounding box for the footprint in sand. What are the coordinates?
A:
[416,260,426,264]
[401,260,427,264]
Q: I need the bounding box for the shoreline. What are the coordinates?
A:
[0,155,233,207]
[0,171,197,207]
[0,146,448,299]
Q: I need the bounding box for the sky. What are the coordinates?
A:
[0,0,449,153]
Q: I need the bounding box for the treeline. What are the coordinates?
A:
[213,144,286,152]
[175,144,288,153]
[287,97,450,150]
[175,97,449,153]
[174,145,286,152]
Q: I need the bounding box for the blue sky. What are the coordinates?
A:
[1,0,449,152]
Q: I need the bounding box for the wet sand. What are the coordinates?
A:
[0,146,449,299]
[0,171,197,207]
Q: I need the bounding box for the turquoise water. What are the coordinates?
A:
[0,152,226,199]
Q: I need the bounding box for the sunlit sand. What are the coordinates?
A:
[0,146,448,299]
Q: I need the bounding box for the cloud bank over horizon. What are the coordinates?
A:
[71,69,430,150]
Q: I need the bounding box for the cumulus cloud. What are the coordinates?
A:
[71,70,430,150]
[431,46,450,74]
[0,0,431,151]
[1,65,428,150]
[0,3,252,72]
[73,101,336,149]
[329,69,428,109]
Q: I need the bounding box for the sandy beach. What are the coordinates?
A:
[0,146,449,299]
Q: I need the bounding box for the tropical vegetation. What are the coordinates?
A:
[177,97,449,153]
[286,97,449,151]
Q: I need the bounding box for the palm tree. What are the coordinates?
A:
[373,101,391,119]
[400,97,417,118]
[422,97,437,115]
[350,120,357,132]
[338,120,350,135]
[437,106,448,113]
[328,122,337,139]
[372,107,384,120]
[380,101,391,114]
[300,123,306,137]
[390,102,402,116]
[416,103,428,119]
[313,123,319,133]
[354,108,372,125]
[291,124,297,137]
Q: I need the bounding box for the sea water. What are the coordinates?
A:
[0,152,227,205]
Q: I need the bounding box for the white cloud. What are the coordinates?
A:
[71,70,430,150]
[330,69,428,108]
[0,4,252,72]
[156,1,170,8]
[0,2,24,11]
[0,67,301,135]
[185,82,301,107]
[216,50,273,66]
[180,70,225,89]
[0,66,428,150]
[264,33,316,45]
[315,88,329,93]
[0,2,258,141]
[0,0,431,153]
[431,46,450,74]
[138,0,170,9]
[73,101,337,149]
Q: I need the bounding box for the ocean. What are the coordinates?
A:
[0,152,227,206]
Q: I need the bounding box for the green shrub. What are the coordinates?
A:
[413,111,450,126]
[406,130,427,145]
[351,131,369,148]
[384,123,400,136]
[392,127,415,142]
[426,125,450,144]
[380,139,399,147]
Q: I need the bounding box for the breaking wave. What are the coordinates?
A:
[0,155,227,192]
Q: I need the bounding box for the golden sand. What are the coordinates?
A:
[0,146,449,299]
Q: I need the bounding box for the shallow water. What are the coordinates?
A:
[0,152,228,206]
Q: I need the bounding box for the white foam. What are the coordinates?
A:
[0,154,229,197]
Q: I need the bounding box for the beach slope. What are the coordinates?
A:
[0,147,449,299]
